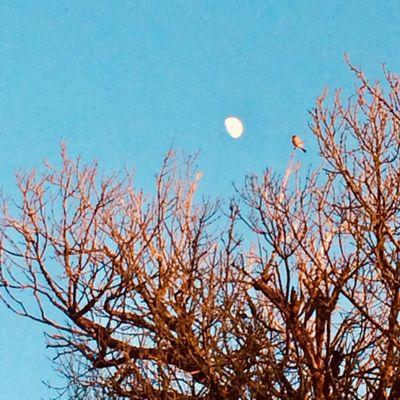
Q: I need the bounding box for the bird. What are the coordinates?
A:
[330,349,345,378]
[291,135,306,152]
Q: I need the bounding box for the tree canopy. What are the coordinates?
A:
[1,63,400,399]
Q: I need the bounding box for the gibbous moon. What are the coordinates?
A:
[224,116,244,139]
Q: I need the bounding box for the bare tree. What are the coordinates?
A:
[1,62,400,399]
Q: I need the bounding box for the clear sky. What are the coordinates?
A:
[1,1,400,398]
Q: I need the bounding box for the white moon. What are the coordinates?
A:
[224,116,244,139]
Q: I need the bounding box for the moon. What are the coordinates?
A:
[224,116,244,139]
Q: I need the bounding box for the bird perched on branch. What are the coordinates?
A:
[330,349,345,378]
[292,135,306,152]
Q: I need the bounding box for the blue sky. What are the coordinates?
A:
[1,1,400,398]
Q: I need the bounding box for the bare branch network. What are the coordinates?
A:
[1,64,400,399]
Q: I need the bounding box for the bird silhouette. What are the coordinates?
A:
[292,135,306,152]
